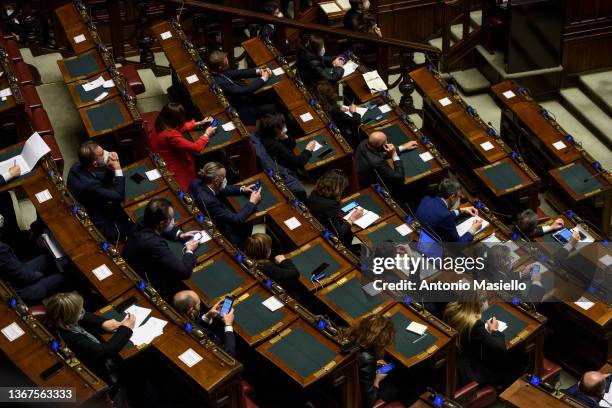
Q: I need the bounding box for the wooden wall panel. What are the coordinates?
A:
[377,0,443,43]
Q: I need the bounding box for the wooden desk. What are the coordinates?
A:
[57,49,106,83]
[501,377,584,407]
[294,129,345,172]
[226,173,286,222]
[185,112,242,153]
[290,104,325,136]
[242,37,275,66]
[266,202,319,248]
[474,157,539,208]
[340,187,395,233]
[55,3,96,54]
[78,96,134,138]
[66,72,119,108]
[0,306,106,404]
[123,188,190,224]
[272,78,307,111]
[191,89,225,117]
[342,73,380,103]
[176,64,209,96]
[286,237,354,291]
[120,158,167,207]
[356,214,417,248]
[232,284,299,347]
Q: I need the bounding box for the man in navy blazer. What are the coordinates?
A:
[188,162,261,248]
[122,198,202,298]
[563,371,611,408]
[67,141,133,243]
[415,178,482,242]
[208,50,276,125]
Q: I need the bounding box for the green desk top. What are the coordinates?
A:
[191,258,245,299]
[0,97,7,109]
[163,236,209,260]
[233,179,279,212]
[381,124,407,146]
[64,53,101,78]
[76,82,108,103]
[361,106,390,124]
[86,101,125,132]
[266,326,337,378]
[291,243,342,280]
[296,134,337,164]
[481,304,527,341]
[267,71,282,87]
[234,292,286,337]
[389,312,437,359]
[399,149,433,179]
[363,222,407,243]
[124,164,160,201]
[325,278,386,320]
[351,192,384,215]
[481,162,524,191]
[186,117,236,149]
[558,163,603,196]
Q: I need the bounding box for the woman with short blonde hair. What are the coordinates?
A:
[244,233,299,287]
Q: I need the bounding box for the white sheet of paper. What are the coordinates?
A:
[497,320,508,332]
[573,225,594,243]
[262,296,284,312]
[362,281,382,296]
[311,140,323,151]
[575,297,594,310]
[300,112,313,122]
[160,31,172,40]
[178,348,202,368]
[92,264,112,281]
[553,141,567,150]
[438,97,452,107]
[222,122,236,132]
[337,0,351,10]
[21,132,51,171]
[1,322,24,342]
[601,388,612,407]
[94,91,108,102]
[186,74,199,84]
[395,223,413,236]
[0,88,11,98]
[73,34,86,44]
[378,104,391,114]
[35,189,52,203]
[198,231,212,244]
[351,209,380,229]
[342,60,359,77]
[320,2,341,13]
[502,90,515,99]
[284,217,301,230]
[482,233,502,248]
[130,316,166,346]
[456,216,490,237]
[599,254,612,267]
[505,240,519,252]
[41,233,66,259]
[406,321,427,335]
[82,75,104,92]
[480,141,495,151]
[124,304,152,328]
[145,169,161,181]
[272,67,284,76]
[355,106,368,117]
[362,70,387,93]
[419,152,433,162]
[103,79,115,88]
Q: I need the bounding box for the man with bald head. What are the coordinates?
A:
[563,370,611,407]
[354,131,417,197]
[172,290,236,356]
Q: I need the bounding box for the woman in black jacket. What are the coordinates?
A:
[245,233,299,286]
[443,297,509,388]
[315,81,364,149]
[296,34,345,85]
[258,113,316,175]
[45,291,135,381]
[308,169,362,250]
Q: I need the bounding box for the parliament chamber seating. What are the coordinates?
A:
[27,107,53,136]
[118,64,145,96]
[14,60,35,85]
[21,84,42,109]
[453,381,498,408]
[4,38,22,62]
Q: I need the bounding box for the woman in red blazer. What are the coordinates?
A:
[151,102,216,190]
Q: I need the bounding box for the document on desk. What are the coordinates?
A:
[342,60,359,78]
[130,316,167,346]
[600,385,612,407]
[482,233,502,247]
[262,296,284,312]
[574,297,594,311]
[284,216,301,230]
[337,0,351,10]
[82,75,105,92]
[344,207,380,229]
[178,348,202,368]
[0,132,50,176]
[485,319,507,332]
[0,88,11,98]
[456,216,489,237]
[320,2,341,14]
[362,70,388,93]
[124,304,152,328]
[599,254,612,267]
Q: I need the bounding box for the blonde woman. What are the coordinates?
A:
[443,295,508,388]
[244,233,299,286]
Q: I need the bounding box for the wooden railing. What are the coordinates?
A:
[440,0,484,71]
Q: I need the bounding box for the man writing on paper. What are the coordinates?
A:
[122,198,202,298]
[416,178,482,242]
[355,131,417,199]
[67,141,133,243]
[173,290,236,356]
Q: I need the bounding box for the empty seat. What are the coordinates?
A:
[541,359,562,385]
[28,107,53,136]
[21,84,42,109]
[453,381,497,408]
[118,65,145,95]
[14,61,35,85]
[4,38,22,62]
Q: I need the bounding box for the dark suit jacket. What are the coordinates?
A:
[67,163,132,242]
[356,349,382,408]
[296,48,344,85]
[0,175,6,186]
[343,8,361,31]
[56,312,131,381]
[212,68,264,99]
[196,315,236,357]
[308,191,354,247]
[188,180,257,247]
[562,376,611,408]
[329,106,363,149]
[258,259,300,285]
[260,135,312,174]
[415,195,473,242]
[122,219,194,297]
[354,139,405,192]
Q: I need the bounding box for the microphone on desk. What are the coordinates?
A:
[583,170,607,183]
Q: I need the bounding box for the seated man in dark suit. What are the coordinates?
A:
[354,131,416,198]
[0,228,67,304]
[415,178,482,242]
[563,370,611,408]
[0,163,20,186]
[188,162,261,248]
[207,50,276,125]
[67,141,133,243]
[173,290,236,357]
[122,198,201,298]
[516,209,565,238]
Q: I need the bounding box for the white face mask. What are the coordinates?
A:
[276,12,284,18]
[320,47,326,57]
[281,127,288,135]
[363,0,371,10]
[220,177,228,190]
[96,150,110,167]
[6,8,14,16]
[163,217,175,232]
[0,214,4,228]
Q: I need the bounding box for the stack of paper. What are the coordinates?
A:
[456,216,490,237]
[343,207,380,229]
[342,60,359,78]
[362,71,388,93]
[130,315,167,346]
[0,132,50,176]
[82,76,104,92]
[125,304,152,328]
[320,2,341,14]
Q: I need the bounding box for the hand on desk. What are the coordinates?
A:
[569,230,580,246]
[122,313,136,330]
[461,206,479,217]
[185,237,200,252]
[180,230,199,240]
[261,68,272,81]
[550,218,564,230]
[305,140,317,152]
[347,207,365,225]
[242,184,257,194]
[469,218,483,234]
[9,164,20,178]
[486,317,498,333]
[400,140,418,151]
[102,318,122,332]
[204,125,217,138]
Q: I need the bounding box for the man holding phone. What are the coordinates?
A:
[67,141,133,243]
